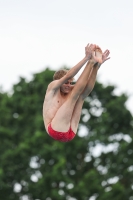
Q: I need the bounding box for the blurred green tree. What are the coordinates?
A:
[0,68,133,200]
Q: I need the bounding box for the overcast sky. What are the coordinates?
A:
[0,0,133,114]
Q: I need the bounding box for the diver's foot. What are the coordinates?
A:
[95,46,102,63]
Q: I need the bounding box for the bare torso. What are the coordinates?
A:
[43,85,70,132]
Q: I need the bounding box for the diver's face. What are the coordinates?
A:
[60,79,74,94]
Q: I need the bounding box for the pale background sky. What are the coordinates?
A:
[0,0,133,114]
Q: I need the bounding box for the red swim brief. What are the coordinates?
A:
[47,123,76,142]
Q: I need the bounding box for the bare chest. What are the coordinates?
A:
[43,93,67,127]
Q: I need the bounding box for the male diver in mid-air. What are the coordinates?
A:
[43,43,110,142]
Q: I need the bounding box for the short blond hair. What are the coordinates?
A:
[53,69,68,80]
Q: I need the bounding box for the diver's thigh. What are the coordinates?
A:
[51,98,76,132]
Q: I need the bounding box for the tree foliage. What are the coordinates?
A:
[0,68,133,200]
